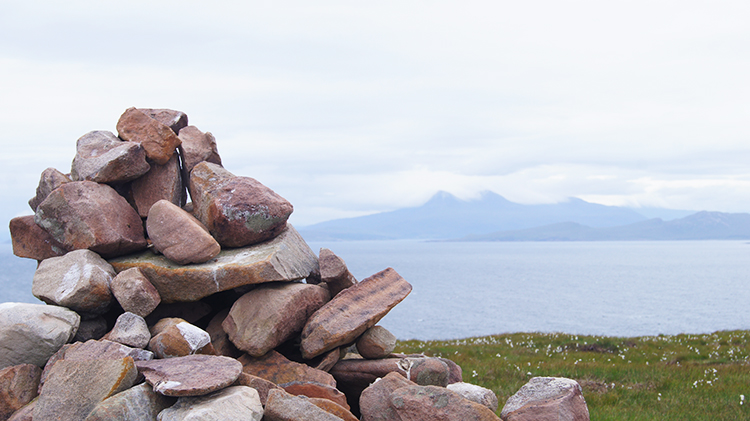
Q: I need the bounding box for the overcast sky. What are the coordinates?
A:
[2,1,749,231]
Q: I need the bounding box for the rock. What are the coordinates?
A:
[319,248,357,297]
[148,319,213,358]
[157,385,263,421]
[32,249,116,315]
[500,377,590,421]
[70,130,150,183]
[116,107,182,165]
[28,167,71,211]
[0,303,80,370]
[359,371,418,421]
[263,389,343,421]
[440,357,464,384]
[234,372,279,406]
[9,215,68,260]
[223,282,329,357]
[72,317,108,342]
[136,354,243,397]
[238,350,336,388]
[110,268,161,318]
[146,200,220,265]
[308,397,359,421]
[314,347,342,372]
[403,357,449,387]
[0,364,42,420]
[301,267,412,359]
[138,108,188,134]
[109,225,318,303]
[6,399,34,421]
[282,381,349,410]
[131,153,186,217]
[356,326,396,359]
[206,309,242,359]
[85,382,175,421]
[178,125,222,176]
[35,357,138,421]
[447,383,499,413]
[34,180,148,257]
[189,162,293,247]
[389,385,501,421]
[102,312,150,349]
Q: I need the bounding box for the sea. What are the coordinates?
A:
[3,240,749,341]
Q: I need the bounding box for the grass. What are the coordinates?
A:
[395,330,750,420]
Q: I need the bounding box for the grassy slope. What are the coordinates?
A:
[396,330,750,420]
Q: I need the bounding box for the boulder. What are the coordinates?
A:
[263,389,343,421]
[9,215,68,260]
[116,107,181,165]
[146,200,220,265]
[138,108,188,134]
[135,354,243,397]
[34,180,148,257]
[359,372,418,421]
[300,267,412,359]
[0,364,42,420]
[148,318,213,359]
[28,167,71,211]
[131,153,186,217]
[388,385,501,421]
[238,350,336,388]
[500,377,590,421]
[70,130,150,183]
[234,372,280,406]
[319,248,357,297]
[223,282,330,357]
[178,125,222,176]
[102,312,151,349]
[0,303,80,370]
[34,357,138,421]
[84,382,175,421]
[110,268,161,318]
[157,385,263,421]
[189,162,293,247]
[356,326,397,359]
[109,225,318,303]
[447,382,499,413]
[32,249,116,315]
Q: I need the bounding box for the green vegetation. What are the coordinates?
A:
[396,330,750,420]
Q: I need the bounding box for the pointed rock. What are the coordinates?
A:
[178,125,222,176]
[157,385,263,421]
[500,377,590,421]
[136,354,242,397]
[238,350,336,388]
[301,268,411,359]
[34,180,148,257]
[223,282,329,357]
[189,162,293,247]
[70,130,150,183]
[28,167,71,211]
[389,385,500,421]
[110,268,161,318]
[0,364,42,420]
[9,215,68,260]
[264,389,343,421]
[319,248,357,297]
[102,312,150,349]
[84,382,175,421]
[32,249,116,315]
[447,383,499,413]
[146,200,220,265]
[138,108,188,134]
[356,326,396,359]
[0,303,80,370]
[148,318,213,359]
[116,107,181,165]
[109,225,318,303]
[131,153,185,217]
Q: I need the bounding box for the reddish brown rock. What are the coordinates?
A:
[308,396,359,421]
[70,130,150,183]
[301,267,412,359]
[314,347,343,372]
[264,389,343,421]
[9,215,68,260]
[359,372,418,421]
[131,153,185,217]
[116,107,181,165]
[238,350,336,388]
[0,364,41,420]
[148,318,213,359]
[109,225,318,303]
[501,377,590,421]
[356,325,396,359]
[110,268,161,318]
[319,248,357,297]
[389,385,501,421]
[189,162,293,247]
[34,357,138,421]
[34,181,148,257]
[206,309,243,359]
[28,167,71,211]
[138,108,188,134]
[31,249,115,315]
[223,282,329,357]
[135,354,243,397]
[146,200,220,265]
[234,372,280,406]
[178,125,222,176]
[282,381,349,410]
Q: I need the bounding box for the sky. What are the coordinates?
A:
[2,1,749,233]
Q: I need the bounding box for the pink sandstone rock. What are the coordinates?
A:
[388,385,501,421]
[356,325,397,359]
[501,377,590,421]
[146,200,220,265]
[110,268,161,318]
[319,248,357,297]
[28,167,71,211]
[0,364,41,420]
[238,350,336,388]
[131,153,186,218]
[138,108,188,134]
[70,130,150,183]
[135,354,243,397]
[263,389,344,421]
[177,125,222,176]
[9,215,68,260]
[116,107,182,165]
[148,318,214,359]
[359,371,418,421]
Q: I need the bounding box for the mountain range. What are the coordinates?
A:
[298,190,750,241]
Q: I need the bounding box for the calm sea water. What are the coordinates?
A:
[3,241,749,340]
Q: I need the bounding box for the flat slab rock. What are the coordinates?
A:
[109,224,318,303]
[135,354,242,397]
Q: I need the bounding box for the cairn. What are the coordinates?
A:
[2,108,588,420]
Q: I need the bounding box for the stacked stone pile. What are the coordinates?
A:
[2,108,589,420]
